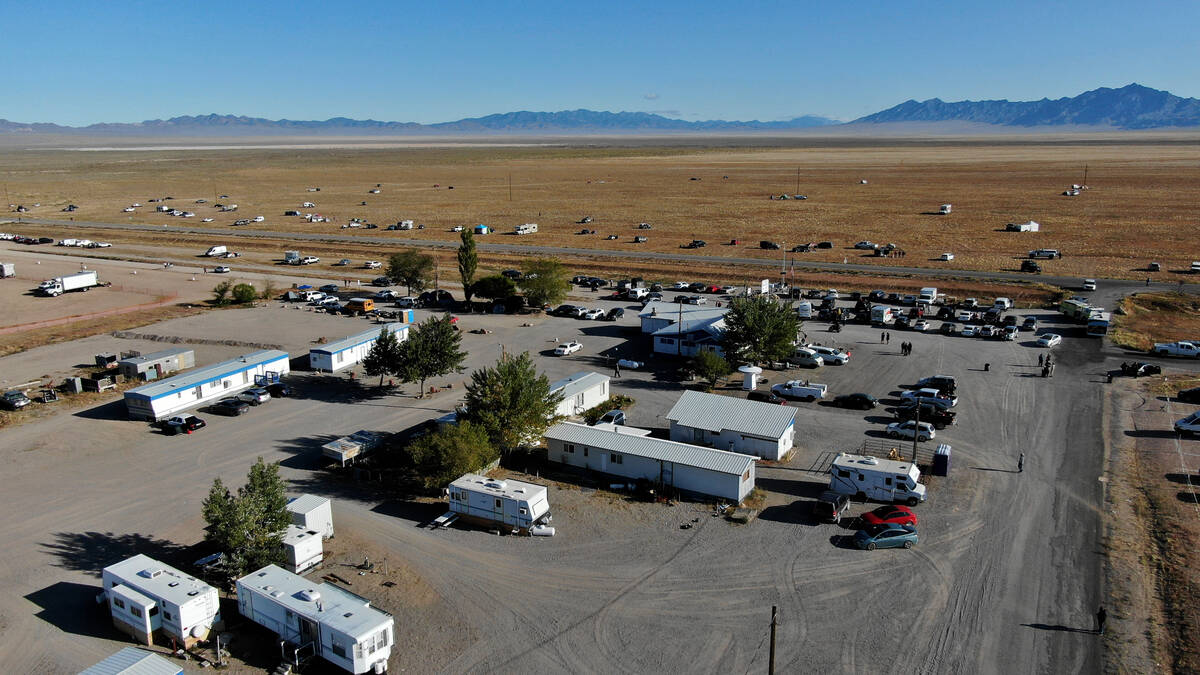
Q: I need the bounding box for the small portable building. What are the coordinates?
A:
[447,473,552,532]
[544,422,756,503]
[1005,220,1040,232]
[473,224,490,235]
[237,565,394,675]
[665,390,796,460]
[80,648,183,675]
[118,348,195,382]
[549,371,611,417]
[283,525,324,574]
[101,554,222,648]
[0,262,14,278]
[288,494,334,539]
[123,350,290,421]
[309,323,407,373]
[322,430,387,467]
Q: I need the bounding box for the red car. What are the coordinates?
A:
[860,505,918,527]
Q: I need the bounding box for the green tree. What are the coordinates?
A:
[211,280,232,305]
[232,283,257,304]
[361,326,404,386]
[201,457,291,582]
[462,351,563,452]
[387,249,435,294]
[406,421,497,489]
[691,349,732,389]
[518,258,570,308]
[472,274,517,302]
[259,278,278,300]
[398,316,467,397]
[457,229,478,308]
[719,295,799,365]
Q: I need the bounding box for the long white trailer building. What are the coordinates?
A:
[309,323,407,373]
[544,422,756,503]
[665,390,796,460]
[124,349,290,421]
[237,565,394,674]
[101,554,222,648]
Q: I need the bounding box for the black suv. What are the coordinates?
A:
[895,402,957,429]
[760,240,781,250]
[747,390,788,405]
[815,490,851,524]
[1020,260,1042,273]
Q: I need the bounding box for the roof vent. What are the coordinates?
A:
[861,457,879,465]
[515,488,526,494]
[343,612,354,618]
[297,589,321,603]
[139,568,163,579]
[168,582,179,587]
[487,480,506,489]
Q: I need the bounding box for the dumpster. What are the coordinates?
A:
[932,443,952,477]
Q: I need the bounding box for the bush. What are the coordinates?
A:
[232,283,257,304]
[582,394,635,425]
[405,421,497,489]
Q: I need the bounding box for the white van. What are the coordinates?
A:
[205,245,227,257]
[795,301,813,319]
[828,453,927,506]
[993,297,1013,310]
[626,287,649,300]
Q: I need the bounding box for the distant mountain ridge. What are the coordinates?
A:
[0,110,840,136]
[854,83,1200,129]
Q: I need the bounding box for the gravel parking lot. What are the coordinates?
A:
[0,289,1174,673]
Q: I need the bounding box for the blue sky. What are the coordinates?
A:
[4,0,1198,126]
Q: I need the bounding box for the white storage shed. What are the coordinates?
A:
[80,648,183,675]
[123,350,290,421]
[118,347,196,382]
[237,565,394,675]
[665,390,796,460]
[309,323,407,373]
[288,494,334,539]
[101,554,222,648]
[543,422,756,503]
[283,525,324,574]
[448,473,553,532]
[549,371,611,417]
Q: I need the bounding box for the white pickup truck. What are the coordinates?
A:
[1153,341,1200,358]
[772,380,828,402]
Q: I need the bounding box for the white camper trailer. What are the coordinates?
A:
[282,525,324,574]
[1005,221,1040,232]
[101,554,222,648]
[447,473,552,533]
[514,223,538,235]
[939,204,952,215]
[828,453,927,506]
[794,300,813,319]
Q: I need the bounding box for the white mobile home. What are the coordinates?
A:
[283,525,324,574]
[544,422,756,503]
[549,371,611,417]
[101,554,222,648]
[288,494,334,539]
[123,350,290,421]
[828,453,927,506]
[665,390,796,460]
[309,323,407,373]
[117,347,196,382]
[448,473,553,532]
[237,565,394,675]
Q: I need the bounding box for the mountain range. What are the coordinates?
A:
[1,84,1197,135]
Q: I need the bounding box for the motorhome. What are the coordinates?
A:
[514,223,538,235]
[829,453,927,506]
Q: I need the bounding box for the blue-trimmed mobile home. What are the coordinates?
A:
[308,323,407,373]
[123,350,290,421]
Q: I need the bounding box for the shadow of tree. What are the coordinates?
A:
[25,581,117,639]
[43,531,191,575]
[1021,623,1095,634]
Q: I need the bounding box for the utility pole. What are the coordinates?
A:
[768,605,778,675]
[508,173,512,202]
[912,404,921,463]
[794,167,800,195]
[1082,164,1089,186]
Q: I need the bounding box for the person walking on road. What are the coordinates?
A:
[1018,453,1025,473]
[1038,354,1044,367]
[614,361,622,378]
[1096,606,1107,635]
[881,332,886,344]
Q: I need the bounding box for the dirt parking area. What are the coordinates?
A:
[0,289,1193,673]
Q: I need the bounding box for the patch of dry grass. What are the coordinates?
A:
[0,302,207,358]
[1111,292,1200,351]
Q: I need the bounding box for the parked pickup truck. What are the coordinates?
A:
[1152,341,1200,358]
[771,380,828,402]
[894,402,957,430]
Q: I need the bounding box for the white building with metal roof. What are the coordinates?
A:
[79,647,183,675]
[123,349,290,421]
[652,317,726,358]
[638,302,727,334]
[549,371,611,417]
[101,554,222,648]
[543,422,756,502]
[665,390,796,460]
[237,565,393,675]
[309,323,407,373]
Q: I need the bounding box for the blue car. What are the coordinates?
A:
[854,524,918,551]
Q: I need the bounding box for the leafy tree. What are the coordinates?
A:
[472,274,517,302]
[211,280,232,305]
[406,421,497,489]
[462,351,563,452]
[398,316,467,397]
[361,326,404,386]
[387,249,435,294]
[232,283,257,304]
[718,296,799,365]
[691,349,731,389]
[518,258,570,308]
[457,229,478,307]
[259,278,278,300]
[201,457,291,582]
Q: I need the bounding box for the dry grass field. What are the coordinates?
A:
[1111,292,1200,350]
[3,135,1200,282]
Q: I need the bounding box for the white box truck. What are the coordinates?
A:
[870,305,895,325]
[0,262,14,278]
[829,453,926,506]
[37,270,99,296]
[204,245,227,257]
[285,250,302,265]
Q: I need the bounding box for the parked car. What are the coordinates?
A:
[815,490,850,524]
[319,284,340,294]
[939,253,955,261]
[266,382,292,398]
[961,324,980,337]
[1020,260,1042,273]
[238,387,271,405]
[213,265,231,273]
[371,276,392,287]
[1082,279,1097,291]
[209,398,251,416]
[159,414,206,435]
[895,402,957,429]
[748,390,789,405]
[853,241,877,250]
[554,341,583,356]
[604,307,625,321]
[1175,411,1200,436]
[914,375,957,395]
[1,390,32,410]
[374,290,399,301]
[912,320,931,332]
[552,304,581,317]
[1121,362,1161,377]
[860,505,918,527]
[772,380,828,401]
[300,256,320,265]
[832,393,878,410]
[899,388,958,409]
[1037,333,1062,347]
[596,409,626,426]
[1177,387,1200,404]
[804,344,850,365]
[760,240,781,250]
[886,420,936,441]
[854,524,918,551]
[789,348,824,368]
[583,308,606,320]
